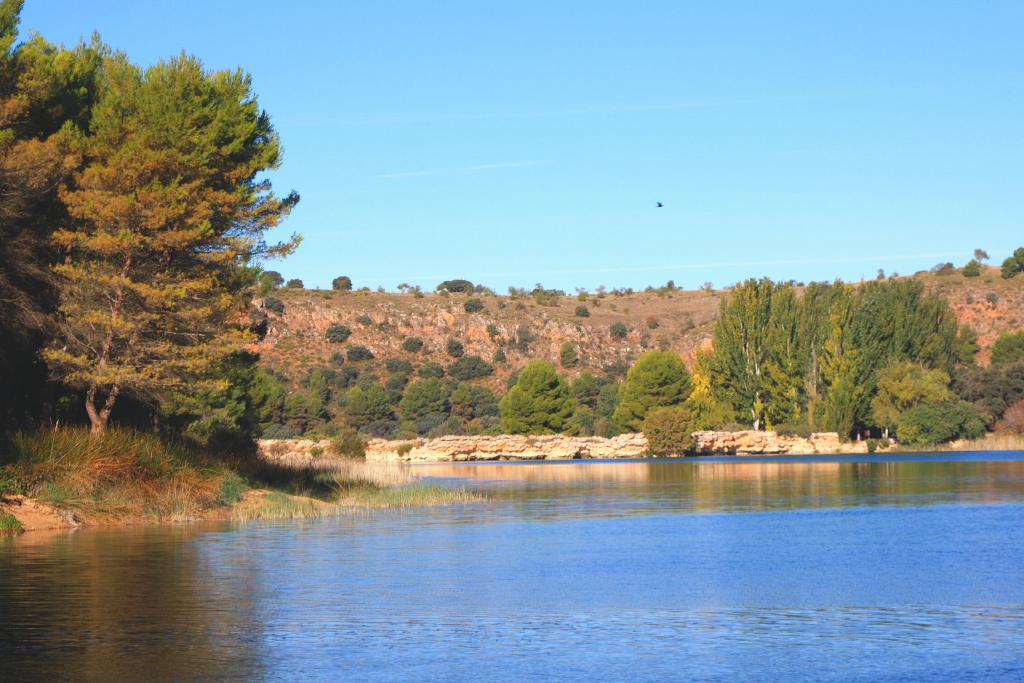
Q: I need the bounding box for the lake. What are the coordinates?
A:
[2,453,1024,682]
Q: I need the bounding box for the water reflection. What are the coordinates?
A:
[2,456,1024,682]
[418,458,1024,518]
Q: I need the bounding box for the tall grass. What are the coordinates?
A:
[0,425,225,521]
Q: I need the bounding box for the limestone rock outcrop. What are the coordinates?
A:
[258,429,864,466]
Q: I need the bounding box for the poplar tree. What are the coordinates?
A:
[44,53,298,435]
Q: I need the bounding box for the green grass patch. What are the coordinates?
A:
[0,511,22,534]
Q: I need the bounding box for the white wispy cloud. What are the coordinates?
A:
[373,160,551,180]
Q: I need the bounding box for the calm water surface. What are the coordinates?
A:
[2,453,1024,682]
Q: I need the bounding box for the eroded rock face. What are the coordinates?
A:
[258,430,863,465]
[364,433,649,463]
[692,430,866,455]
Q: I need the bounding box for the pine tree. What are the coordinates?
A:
[612,350,692,431]
[499,361,575,434]
[44,53,298,434]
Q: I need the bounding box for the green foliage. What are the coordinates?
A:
[418,361,445,378]
[463,298,485,313]
[962,259,981,277]
[575,305,590,318]
[992,331,1024,366]
[499,361,575,434]
[609,322,629,339]
[325,324,352,343]
[448,355,494,381]
[531,286,564,306]
[356,314,373,325]
[286,278,304,289]
[559,342,579,368]
[897,401,985,445]
[385,358,414,377]
[870,362,953,434]
[400,378,448,425]
[450,383,499,421]
[643,405,696,456]
[0,511,22,534]
[260,271,284,289]
[402,336,424,353]
[264,297,285,315]
[493,348,507,364]
[331,428,366,458]
[344,384,392,428]
[1000,248,1024,278]
[486,323,500,338]
[956,325,980,366]
[774,422,812,438]
[217,472,248,505]
[332,275,352,291]
[708,278,959,437]
[436,279,474,293]
[613,350,692,431]
[446,339,465,358]
[954,361,1024,426]
[347,346,374,362]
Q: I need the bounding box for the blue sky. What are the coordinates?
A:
[21,1,1024,291]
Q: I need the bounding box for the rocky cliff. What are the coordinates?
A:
[258,429,865,466]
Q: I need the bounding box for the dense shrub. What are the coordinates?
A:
[331,428,366,458]
[332,275,353,291]
[260,271,284,290]
[346,346,374,362]
[486,323,500,338]
[575,305,590,318]
[419,361,445,378]
[402,336,424,353]
[356,314,373,325]
[499,361,575,434]
[992,331,1024,366]
[643,405,697,456]
[962,260,981,277]
[1000,247,1024,279]
[446,339,465,358]
[436,279,475,293]
[613,350,692,431]
[325,324,352,343]
[463,298,485,313]
[264,297,284,314]
[774,422,813,438]
[286,278,304,289]
[450,383,499,421]
[493,348,507,364]
[262,423,299,439]
[330,352,346,366]
[996,399,1024,433]
[559,342,578,368]
[448,355,494,381]
[897,401,985,445]
[610,322,629,339]
[217,472,248,505]
[385,358,414,376]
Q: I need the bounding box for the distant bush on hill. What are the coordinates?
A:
[402,337,424,353]
[286,278,304,288]
[332,275,353,291]
[575,305,590,317]
[436,279,475,293]
[326,324,351,343]
[449,355,494,381]
[347,346,374,362]
[264,297,284,314]
[446,339,465,358]
[464,298,485,313]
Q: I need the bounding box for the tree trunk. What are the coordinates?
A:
[85,383,119,437]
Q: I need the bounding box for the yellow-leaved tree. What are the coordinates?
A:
[45,52,298,435]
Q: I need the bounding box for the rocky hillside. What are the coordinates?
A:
[253,266,1023,387]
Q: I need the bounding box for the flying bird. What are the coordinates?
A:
[656,202,663,208]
